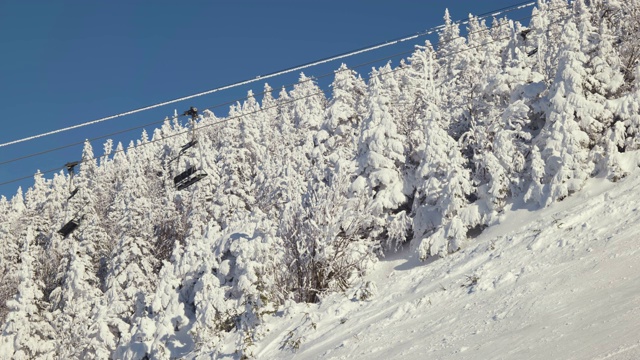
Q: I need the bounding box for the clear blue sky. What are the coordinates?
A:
[0,0,532,198]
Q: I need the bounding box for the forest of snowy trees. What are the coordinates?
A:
[2,0,640,358]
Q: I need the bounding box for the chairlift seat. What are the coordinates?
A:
[68,187,79,200]
[174,166,197,185]
[58,219,80,238]
[176,171,208,191]
[180,140,198,154]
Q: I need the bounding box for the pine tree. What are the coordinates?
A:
[0,195,17,324]
[103,161,159,350]
[290,73,326,133]
[258,86,312,219]
[535,19,592,204]
[469,41,537,213]
[289,73,328,184]
[0,189,27,325]
[436,8,470,139]
[49,239,107,359]
[0,228,56,359]
[528,0,573,83]
[412,103,474,259]
[353,66,407,248]
[188,224,230,354]
[121,258,189,360]
[612,64,640,151]
[319,64,367,179]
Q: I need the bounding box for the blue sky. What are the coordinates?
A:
[0,0,532,198]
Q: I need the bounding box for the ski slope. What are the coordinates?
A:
[235,152,640,360]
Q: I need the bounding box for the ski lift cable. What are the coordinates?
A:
[0,117,174,167]
[249,3,571,97]
[0,13,569,189]
[0,11,573,189]
[0,1,537,149]
[0,4,563,169]
[0,87,333,187]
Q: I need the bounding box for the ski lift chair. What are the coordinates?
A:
[171,106,208,191]
[65,161,79,172]
[179,139,198,155]
[173,166,208,191]
[68,187,79,200]
[58,218,80,238]
[519,28,532,41]
[58,160,84,238]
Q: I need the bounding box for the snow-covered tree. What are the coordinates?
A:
[0,228,56,359]
[279,168,376,303]
[318,64,367,179]
[353,67,407,247]
[534,20,592,205]
[412,103,474,259]
[0,189,26,324]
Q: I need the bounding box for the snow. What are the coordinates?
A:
[4,2,640,357]
[242,151,640,359]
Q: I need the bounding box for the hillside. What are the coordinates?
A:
[246,151,640,360]
[2,1,640,359]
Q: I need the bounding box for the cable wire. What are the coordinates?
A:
[0,11,572,189]
[0,1,537,149]
[0,3,555,169]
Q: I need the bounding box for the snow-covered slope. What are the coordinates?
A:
[5,2,640,358]
[245,152,640,360]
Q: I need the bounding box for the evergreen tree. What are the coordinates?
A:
[49,239,107,359]
[103,161,159,350]
[412,102,473,259]
[436,8,469,138]
[319,64,367,179]
[0,189,28,321]
[290,73,328,183]
[0,228,56,359]
[534,20,592,205]
[612,64,640,151]
[353,66,407,248]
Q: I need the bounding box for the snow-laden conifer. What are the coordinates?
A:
[318,64,367,180]
[412,103,473,259]
[353,67,407,246]
[535,20,592,204]
[0,229,56,359]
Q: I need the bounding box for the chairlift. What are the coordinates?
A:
[180,139,198,154]
[57,160,84,238]
[58,218,80,238]
[172,107,208,191]
[68,187,79,200]
[65,161,79,172]
[168,139,199,165]
[519,28,538,58]
[174,166,197,185]
[176,171,208,191]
